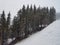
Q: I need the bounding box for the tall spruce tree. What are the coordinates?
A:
[7,12,11,38]
[33,5,37,32]
[1,11,6,28]
[25,5,29,36]
[12,16,17,38]
[50,7,56,23]
[1,11,7,45]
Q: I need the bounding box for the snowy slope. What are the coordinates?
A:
[15,20,60,45]
[56,13,60,20]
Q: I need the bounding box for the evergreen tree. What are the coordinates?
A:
[7,12,10,26]
[12,16,18,38]
[22,5,26,16]
[24,5,29,37]
[17,9,25,38]
[30,5,33,12]
[32,5,37,32]
[1,11,7,45]
[34,5,36,13]
[37,6,40,13]
[1,11,6,28]
[49,7,56,23]
[26,5,29,12]
[7,12,11,38]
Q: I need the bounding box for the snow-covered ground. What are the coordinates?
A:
[15,19,60,45]
[7,38,16,44]
[56,13,60,20]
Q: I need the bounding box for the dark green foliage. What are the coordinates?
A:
[7,12,10,26]
[49,7,56,23]
[1,11,7,45]
[34,5,36,13]
[17,5,56,37]
[1,11,6,28]
[7,12,11,38]
[12,16,18,38]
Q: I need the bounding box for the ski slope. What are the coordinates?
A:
[15,20,60,45]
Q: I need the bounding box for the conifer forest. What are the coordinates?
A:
[0,5,56,45]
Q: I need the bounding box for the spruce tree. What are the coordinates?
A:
[1,11,7,45]
[30,5,33,12]
[7,12,11,38]
[33,5,36,32]
[1,11,6,28]
[7,12,10,27]
[12,16,17,38]
[49,7,56,23]
[22,5,25,16]
[34,5,36,14]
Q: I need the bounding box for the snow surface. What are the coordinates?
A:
[7,38,16,44]
[15,20,60,45]
[7,38,13,44]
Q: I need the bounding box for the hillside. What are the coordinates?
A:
[15,19,60,45]
[56,13,60,20]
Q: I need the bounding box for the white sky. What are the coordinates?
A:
[0,0,60,19]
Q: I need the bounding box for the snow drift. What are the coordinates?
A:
[15,20,60,45]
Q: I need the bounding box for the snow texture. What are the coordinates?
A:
[7,38,16,44]
[15,20,60,45]
[7,38,13,44]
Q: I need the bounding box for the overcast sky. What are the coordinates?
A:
[0,0,60,19]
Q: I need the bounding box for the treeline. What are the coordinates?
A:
[0,5,56,45]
